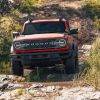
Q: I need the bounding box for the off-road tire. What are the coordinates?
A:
[64,57,76,74]
[75,53,79,73]
[11,60,23,76]
[64,53,79,74]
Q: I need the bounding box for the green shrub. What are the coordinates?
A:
[0,57,11,74]
[0,16,22,37]
[0,37,10,55]
[84,0,100,18]
[84,0,100,31]
[84,37,100,90]
[26,67,40,82]
[0,0,12,16]
[19,0,43,13]
[0,16,22,74]
[95,16,100,31]
[0,16,22,54]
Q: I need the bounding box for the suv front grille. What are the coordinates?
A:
[13,38,67,50]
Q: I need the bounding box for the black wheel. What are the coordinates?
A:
[64,53,79,74]
[64,57,76,74]
[11,60,23,76]
[75,53,79,73]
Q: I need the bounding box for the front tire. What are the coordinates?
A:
[75,53,79,73]
[64,58,76,74]
[11,60,23,76]
[64,55,79,74]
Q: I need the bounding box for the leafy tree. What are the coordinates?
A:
[12,0,24,9]
[0,16,22,56]
[0,0,12,16]
[19,0,43,13]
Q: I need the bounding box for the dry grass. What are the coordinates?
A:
[0,57,11,74]
[21,80,85,89]
[84,37,100,90]
[84,0,100,18]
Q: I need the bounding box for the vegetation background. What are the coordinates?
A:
[0,0,100,89]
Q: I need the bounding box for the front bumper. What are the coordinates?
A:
[10,51,73,66]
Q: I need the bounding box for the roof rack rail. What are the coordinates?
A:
[59,17,64,21]
[27,15,33,23]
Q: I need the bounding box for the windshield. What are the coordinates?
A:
[23,21,66,35]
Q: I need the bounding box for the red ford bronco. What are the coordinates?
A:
[10,18,78,76]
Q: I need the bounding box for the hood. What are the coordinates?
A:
[14,33,66,41]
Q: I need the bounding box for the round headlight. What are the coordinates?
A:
[55,39,66,47]
[14,42,23,49]
[14,41,30,49]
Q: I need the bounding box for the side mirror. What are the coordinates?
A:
[13,32,20,38]
[69,29,78,35]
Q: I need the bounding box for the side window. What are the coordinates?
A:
[66,21,70,29]
[65,21,70,32]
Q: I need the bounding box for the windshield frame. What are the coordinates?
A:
[22,20,69,35]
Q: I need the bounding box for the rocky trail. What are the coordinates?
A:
[0,74,100,100]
